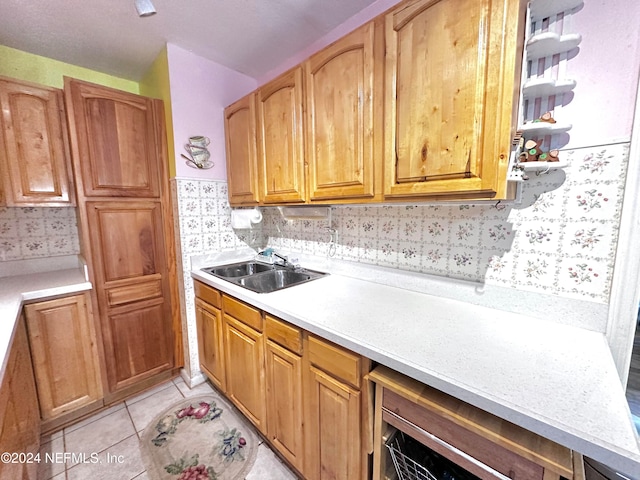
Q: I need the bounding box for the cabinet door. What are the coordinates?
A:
[0,77,74,206]
[195,298,226,392]
[65,78,161,197]
[223,314,265,432]
[265,340,304,472]
[224,94,259,205]
[24,294,103,421]
[384,0,525,200]
[305,22,378,201]
[256,67,305,204]
[86,201,174,394]
[0,318,40,480]
[305,366,361,480]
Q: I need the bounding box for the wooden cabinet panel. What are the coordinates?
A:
[265,340,304,471]
[0,77,74,206]
[86,201,173,393]
[305,22,379,201]
[384,0,525,200]
[65,79,160,197]
[87,201,165,282]
[195,298,226,392]
[305,366,361,480]
[225,94,259,205]
[0,317,40,480]
[265,315,302,355]
[257,68,306,204]
[222,294,262,331]
[308,335,362,388]
[107,301,173,391]
[24,294,102,422]
[194,281,221,308]
[223,314,265,432]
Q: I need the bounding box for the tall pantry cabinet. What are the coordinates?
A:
[64,78,180,403]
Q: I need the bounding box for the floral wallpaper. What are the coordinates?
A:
[0,207,80,262]
[263,144,628,304]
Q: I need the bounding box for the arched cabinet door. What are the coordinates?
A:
[0,77,74,206]
[65,79,161,198]
[384,0,526,200]
[305,21,380,202]
[225,94,259,206]
[256,67,306,204]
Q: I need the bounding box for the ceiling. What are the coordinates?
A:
[0,0,380,81]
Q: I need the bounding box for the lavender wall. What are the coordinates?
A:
[167,44,256,181]
[562,0,640,148]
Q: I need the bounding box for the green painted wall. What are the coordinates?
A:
[140,47,177,177]
[0,44,138,92]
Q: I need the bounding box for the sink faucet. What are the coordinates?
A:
[273,252,296,269]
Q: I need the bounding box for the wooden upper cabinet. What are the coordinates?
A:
[0,77,74,206]
[256,68,306,204]
[305,21,380,201]
[225,94,259,206]
[384,0,526,200]
[65,78,160,198]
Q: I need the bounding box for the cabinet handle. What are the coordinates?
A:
[383,407,512,480]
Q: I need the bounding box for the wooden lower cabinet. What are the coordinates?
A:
[0,316,40,480]
[195,298,226,391]
[265,336,304,471]
[304,335,369,480]
[24,293,103,429]
[223,314,266,432]
[194,282,370,479]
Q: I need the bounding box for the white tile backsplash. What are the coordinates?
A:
[0,207,79,262]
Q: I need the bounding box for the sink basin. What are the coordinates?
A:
[203,261,274,278]
[202,260,327,293]
[237,269,324,293]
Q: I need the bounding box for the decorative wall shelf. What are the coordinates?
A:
[526,32,582,59]
[519,122,573,136]
[508,0,582,183]
[530,0,583,21]
[522,78,576,100]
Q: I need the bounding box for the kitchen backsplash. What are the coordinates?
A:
[0,207,79,262]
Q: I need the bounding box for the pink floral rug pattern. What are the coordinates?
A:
[140,395,258,480]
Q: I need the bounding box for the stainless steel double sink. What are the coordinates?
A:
[202,261,328,294]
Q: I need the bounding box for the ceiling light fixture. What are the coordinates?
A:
[135,0,156,17]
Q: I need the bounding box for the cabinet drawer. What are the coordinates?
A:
[223,294,262,331]
[265,315,302,354]
[308,335,361,388]
[194,281,221,308]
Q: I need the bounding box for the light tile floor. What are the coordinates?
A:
[38,377,299,480]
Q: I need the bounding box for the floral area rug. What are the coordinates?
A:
[140,395,258,480]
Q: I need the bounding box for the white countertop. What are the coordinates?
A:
[191,252,640,477]
[0,260,91,383]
